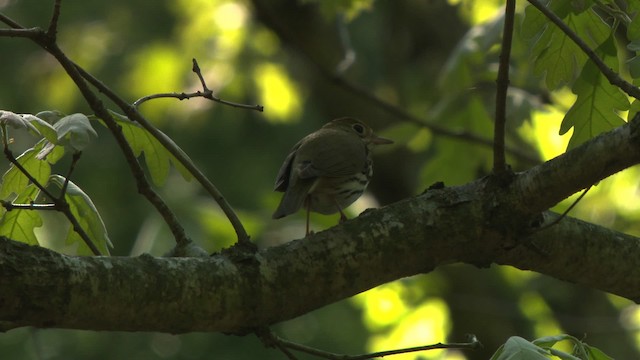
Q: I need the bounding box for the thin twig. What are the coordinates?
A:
[536,185,592,231]
[246,3,541,166]
[0,201,57,211]
[133,59,263,112]
[46,0,62,38]
[0,12,23,29]
[59,151,81,199]
[1,131,101,255]
[527,0,640,100]
[493,0,516,175]
[74,59,253,246]
[257,328,480,360]
[330,72,540,165]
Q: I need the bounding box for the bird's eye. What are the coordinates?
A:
[352,123,365,134]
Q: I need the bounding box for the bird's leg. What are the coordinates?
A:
[305,197,311,236]
[334,199,348,223]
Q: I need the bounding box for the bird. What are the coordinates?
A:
[272,117,393,235]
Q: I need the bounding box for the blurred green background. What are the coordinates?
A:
[2,0,640,359]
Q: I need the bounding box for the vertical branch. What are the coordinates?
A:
[46,0,62,38]
[493,0,516,175]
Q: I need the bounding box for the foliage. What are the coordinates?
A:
[491,335,613,360]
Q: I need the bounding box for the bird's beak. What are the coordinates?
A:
[371,135,394,145]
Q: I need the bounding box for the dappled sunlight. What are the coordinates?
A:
[353,282,452,359]
[447,0,504,25]
[254,63,302,122]
[367,298,451,360]
[518,292,564,341]
[354,284,411,330]
[123,43,183,120]
[518,106,572,161]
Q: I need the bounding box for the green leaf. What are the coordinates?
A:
[490,336,551,360]
[560,37,629,149]
[585,345,614,360]
[22,114,58,142]
[532,334,575,349]
[439,15,504,94]
[628,56,640,79]
[419,95,493,187]
[522,2,611,89]
[0,140,52,200]
[0,184,43,245]
[105,111,192,186]
[35,110,65,124]
[50,175,112,255]
[55,113,98,151]
[0,110,40,134]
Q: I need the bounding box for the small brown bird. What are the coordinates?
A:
[272,117,393,235]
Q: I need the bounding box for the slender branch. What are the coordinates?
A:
[0,16,191,247]
[1,135,101,255]
[74,59,253,246]
[0,12,23,29]
[1,133,57,202]
[133,59,263,112]
[248,2,540,166]
[0,201,57,211]
[526,0,640,100]
[46,0,62,38]
[536,185,592,232]
[493,0,516,175]
[258,328,481,360]
[330,72,540,165]
[59,151,81,199]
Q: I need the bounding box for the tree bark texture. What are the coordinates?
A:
[2,115,640,333]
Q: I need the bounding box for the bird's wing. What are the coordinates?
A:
[296,130,366,179]
[273,140,304,192]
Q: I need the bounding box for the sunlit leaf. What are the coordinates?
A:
[560,37,628,149]
[0,110,41,136]
[522,2,611,89]
[50,175,112,255]
[55,113,98,151]
[104,111,192,186]
[0,184,42,245]
[490,336,550,360]
[532,334,575,349]
[0,140,52,200]
[22,114,58,142]
[585,345,614,360]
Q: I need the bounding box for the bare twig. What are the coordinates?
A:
[75,59,253,246]
[133,58,263,112]
[493,0,516,175]
[0,201,57,211]
[46,0,62,38]
[257,328,481,360]
[59,151,81,199]
[536,185,592,232]
[526,0,640,100]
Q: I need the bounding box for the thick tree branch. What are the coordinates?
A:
[2,113,640,332]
